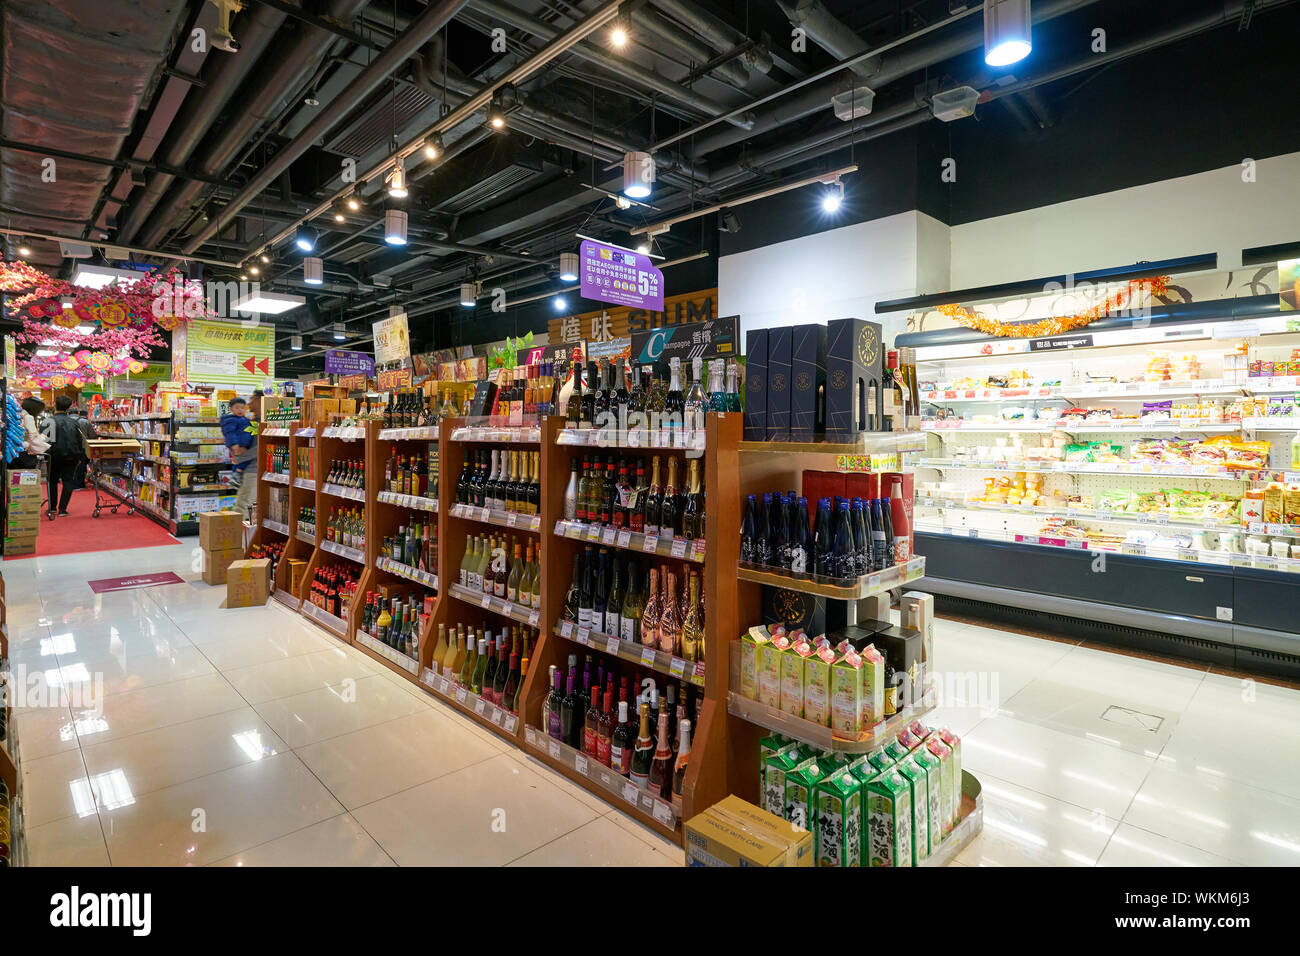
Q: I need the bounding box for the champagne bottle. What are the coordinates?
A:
[629,702,655,788]
[680,572,702,663]
[658,568,679,655]
[619,559,643,644]
[647,710,674,798]
[672,718,692,797]
[641,565,660,647]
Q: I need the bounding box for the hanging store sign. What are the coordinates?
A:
[324,349,376,377]
[185,319,274,391]
[578,239,664,312]
[547,288,716,343]
[373,312,411,366]
[629,316,738,370]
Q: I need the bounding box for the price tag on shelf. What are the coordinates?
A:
[1155,514,1170,525]
[575,754,588,777]
[475,698,487,716]
[529,609,540,627]
[1096,510,1113,521]
[626,429,641,448]
[455,688,469,705]
[693,539,706,560]
[505,715,518,734]
[669,657,687,678]
[566,523,582,539]
[1256,556,1279,569]
[481,594,492,609]
[1176,548,1198,562]
[652,800,674,827]
[622,782,639,805]
[479,507,490,522]
[502,601,514,619]
[577,626,591,645]
[559,620,573,638]
[548,740,561,760]
[437,676,450,695]
[967,529,979,538]
[617,529,632,548]
[602,527,616,546]
[506,513,517,527]
[670,539,687,559]
[1121,544,1146,556]
[640,647,656,667]
[493,708,505,726]
[643,533,659,552]
[605,637,620,656]
[586,524,601,542]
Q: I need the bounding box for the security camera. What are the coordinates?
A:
[207,0,242,53]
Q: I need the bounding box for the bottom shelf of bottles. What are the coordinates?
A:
[419,667,521,736]
[355,630,420,675]
[522,725,680,831]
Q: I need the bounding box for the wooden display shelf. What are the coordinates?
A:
[418,666,523,742]
[450,424,541,444]
[555,426,706,453]
[354,629,420,676]
[300,600,350,639]
[726,689,936,753]
[321,425,367,440]
[521,724,681,842]
[273,587,301,609]
[321,481,366,502]
[554,518,706,563]
[377,490,438,512]
[379,425,440,440]
[262,471,290,485]
[736,556,926,600]
[554,618,705,687]
[262,518,289,536]
[321,539,365,564]
[260,427,293,438]
[446,582,541,628]
[269,416,320,602]
[447,502,541,532]
[293,476,316,490]
[376,556,438,590]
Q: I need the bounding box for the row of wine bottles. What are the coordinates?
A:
[323,507,366,551]
[458,534,542,607]
[382,445,437,499]
[562,453,704,539]
[325,458,364,488]
[383,520,437,573]
[564,355,740,437]
[359,593,432,660]
[430,622,535,713]
[543,654,700,800]
[308,564,359,620]
[455,449,542,515]
[561,546,705,662]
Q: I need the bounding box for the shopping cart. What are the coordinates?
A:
[85,439,142,518]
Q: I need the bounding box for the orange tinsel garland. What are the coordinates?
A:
[937,276,1171,338]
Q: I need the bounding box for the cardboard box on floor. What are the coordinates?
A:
[226,558,270,608]
[199,511,244,551]
[4,534,37,556]
[684,795,813,867]
[201,546,246,586]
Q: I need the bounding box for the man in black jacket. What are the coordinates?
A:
[46,395,85,519]
[70,407,97,489]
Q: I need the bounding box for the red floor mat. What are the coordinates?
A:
[5,487,179,559]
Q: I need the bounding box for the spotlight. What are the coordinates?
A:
[249,265,260,276]
[488,104,506,130]
[291,334,303,351]
[334,212,345,223]
[635,241,650,255]
[460,282,476,308]
[553,296,568,311]
[558,252,579,282]
[333,322,347,341]
[984,0,1032,66]
[346,195,361,212]
[424,134,443,160]
[240,273,249,281]
[622,150,655,199]
[294,226,317,252]
[610,17,629,48]
[719,208,741,233]
[304,91,320,107]
[260,253,270,264]
[17,245,32,257]
[384,209,408,246]
[386,156,408,198]
[821,179,844,213]
[303,256,324,285]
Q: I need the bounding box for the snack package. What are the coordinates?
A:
[1263,482,1285,524]
[1284,486,1300,526]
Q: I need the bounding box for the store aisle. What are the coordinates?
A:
[6,542,1299,867]
[9,485,179,559]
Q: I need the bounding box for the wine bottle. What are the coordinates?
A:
[641,565,661,648]
[647,710,674,798]
[683,356,706,441]
[644,456,662,535]
[879,496,896,566]
[813,497,833,576]
[611,700,634,775]
[663,357,685,447]
[671,718,692,797]
[790,496,811,574]
[658,568,679,655]
[660,456,680,538]
[680,571,702,662]
[629,702,655,788]
[583,686,601,756]
[755,492,773,566]
[682,457,703,540]
[740,494,757,564]
[604,558,624,636]
[833,499,856,580]
[619,559,643,644]
[596,689,614,767]
[547,668,565,739]
[851,498,869,577]
[562,669,584,749]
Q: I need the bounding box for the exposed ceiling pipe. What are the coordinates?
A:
[651,0,774,74]
[135,0,374,249]
[182,0,472,256]
[1018,88,1056,128]
[683,0,1101,160]
[629,8,750,89]
[1000,93,1041,132]
[468,0,755,129]
[116,2,288,244]
[776,0,879,80]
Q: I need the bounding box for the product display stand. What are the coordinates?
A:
[90,412,175,530]
[269,419,318,608]
[250,420,293,555]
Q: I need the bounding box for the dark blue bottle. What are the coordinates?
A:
[790,497,812,574]
[850,498,869,577]
[771,493,790,571]
[740,494,757,564]
[756,492,773,566]
[813,497,833,576]
[870,499,888,572]
[880,496,897,566]
[833,500,856,580]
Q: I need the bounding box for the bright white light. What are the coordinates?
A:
[460,282,476,307]
[387,157,408,198]
[821,180,844,213]
[71,263,138,289]
[610,26,628,47]
[986,39,1031,65]
[333,323,346,341]
[635,242,650,255]
[614,195,632,210]
[623,150,655,199]
[232,292,306,315]
[553,297,567,311]
[984,0,1032,66]
[303,256,324,285]
[384,209,408,246]
[558,252,579,282]
[36,348,59,357]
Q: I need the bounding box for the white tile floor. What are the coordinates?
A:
[5,540,1300,867]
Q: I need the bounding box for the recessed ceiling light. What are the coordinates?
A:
[70,263,138,289]
[232,291,307,315]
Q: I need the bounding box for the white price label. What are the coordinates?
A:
[481,594,492,609]
[548,740,561,760]
[605,637,620,655]
[617,530,632,548]
[652,800,674,827]
[560,620,573,638]
[1176,549,1198,562]
[493,709,505,726]
[479,507,490,522]
[575,755,588,777]
[1155,514,1170,525]
[602,527,616,545]
[529,609,540,627]
[693,539,706,560]
[669,657,687,678]
[455,688,468,705]
[438,677,450,695]
[475,698,487,715]
[640,647,656,667]
[577,626,591,645]
[1122,544,1146,556]
[968,529,979,538]
[671,539,687,558]
[1229,555,1251,568]
[1256,556,1279,569]
[505,715,518,734]
[622,782,639,805]
[643,534,659,552]
[507,513,517,527]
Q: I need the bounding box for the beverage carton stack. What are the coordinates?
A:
[4,471,42,556]
[198,511,245,586]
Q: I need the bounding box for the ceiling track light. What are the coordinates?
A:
[291,334,303,351]
[487,103,506,130]
[386,155,408,198]
[460,282,477,308]
[303,256,324,285]
[622,150,655,199]
[259,253,271,264]
[609,15,630,48]
[384,209,408,246]
[294,225,317,253]
[333,322,347,341]
[558,251,580,283]
[424,134,444,160]
[346,193,361,212]
[821,178,845,213]
[984,0,1032,66]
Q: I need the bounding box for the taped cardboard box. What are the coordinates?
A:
[202,547,246,586]
[199,510,244,551]
[684,795,813,867]
[226,558,270,608]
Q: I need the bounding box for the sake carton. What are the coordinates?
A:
[740,626,771,700]
[781,636,815,717]
[896,726,924,751]
[863,770,914,867]
[925,734,958,834]
[756,633,790,708]
[814,768,863,867]
[894,755,932,864]
[865,748,897,776]
[907,719,933,742]
[938,726,964,819]
[910,744,945,851]
[762,747,815,818]
[784,760,827,832]
[803,643,838,727]
[759,733,797,782]
[884,737,911,763]
[829,647,863,736]
[860,643,886,727]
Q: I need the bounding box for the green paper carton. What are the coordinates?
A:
[864,770,913,867]
[762,747,814,818]
[830,647,863,736]
[740,626,771,700]
[760,733,796,782]
[756,634,789,708]
[803,644,837,727]
[784,760,827,831]
[911,745,945,852]
[866,748,896,776]
[894,756,931,864]
[781,637,815,717]
[925,734,957,834]
[884,737,910,763]
[814,770,863,867]
[859,643,886,727]
[938,726,963,822]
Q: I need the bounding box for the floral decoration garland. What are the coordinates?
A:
[0,259,209,331]
[936,275,1171,339]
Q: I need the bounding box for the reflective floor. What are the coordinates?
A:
[5,539,1299,866]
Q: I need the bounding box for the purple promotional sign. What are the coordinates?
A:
[578,239,665,312]
[324,349,375,377]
